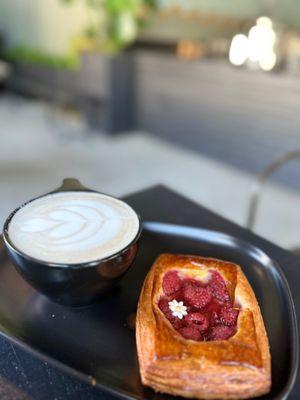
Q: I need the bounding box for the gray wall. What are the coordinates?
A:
[135,51,300,187]
[0,0,91,55]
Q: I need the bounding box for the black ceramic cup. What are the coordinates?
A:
[2,178,142,307]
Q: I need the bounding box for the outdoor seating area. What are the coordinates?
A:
[1,1,300,399]
[2,93,300,252]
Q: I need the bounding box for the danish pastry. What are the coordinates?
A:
[136,254,271,399]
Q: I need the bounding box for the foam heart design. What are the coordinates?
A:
[8,192,140,263]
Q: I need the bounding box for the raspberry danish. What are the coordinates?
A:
[136,254,271,399]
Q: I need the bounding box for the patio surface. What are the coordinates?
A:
[1,93,300,251]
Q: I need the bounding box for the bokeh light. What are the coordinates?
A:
[229,16,277,71]
[229,34,249,66]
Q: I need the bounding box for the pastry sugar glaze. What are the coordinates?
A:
[8,192,140,264]
[158,269,240,341]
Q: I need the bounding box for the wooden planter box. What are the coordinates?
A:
[7,51,136,133]
[79,51,136,132]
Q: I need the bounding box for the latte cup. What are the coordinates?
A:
[2,178,142,306]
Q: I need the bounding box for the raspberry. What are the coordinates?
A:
[208,270,231,303]
[171,291,184,302]
[172,318,185,330]
[209,325,236,340]
[182,278,199,287]
[219,307,239,326]
[159,271,240,343]
[184,312,209,332]
[162,270,182,296]
[205,299,222,326]
[183,283,212,309]
[179,326,203,341]
[158,297,185,329]
[158,297,173,320]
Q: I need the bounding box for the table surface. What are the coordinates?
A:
[0,184,299,400]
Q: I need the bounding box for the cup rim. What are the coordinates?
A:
[2,189,142,269]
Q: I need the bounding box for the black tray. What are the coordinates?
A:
[0,222,297,400]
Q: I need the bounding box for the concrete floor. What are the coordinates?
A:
[1,93,300,251]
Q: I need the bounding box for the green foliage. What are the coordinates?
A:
[1,0,156,68]
[61,0,157,54]
[2,46,79,69]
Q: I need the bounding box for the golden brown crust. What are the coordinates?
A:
[136,254,271,399]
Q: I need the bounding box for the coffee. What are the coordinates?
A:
[8,192,140,264]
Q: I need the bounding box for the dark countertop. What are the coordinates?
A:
[0,184,299,399]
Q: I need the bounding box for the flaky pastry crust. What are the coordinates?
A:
[136,254,271,399]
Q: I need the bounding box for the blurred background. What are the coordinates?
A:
[1,0,300,251]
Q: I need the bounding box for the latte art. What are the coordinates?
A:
[8,192,140,264]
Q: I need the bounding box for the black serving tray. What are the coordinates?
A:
[0,221,297,400]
